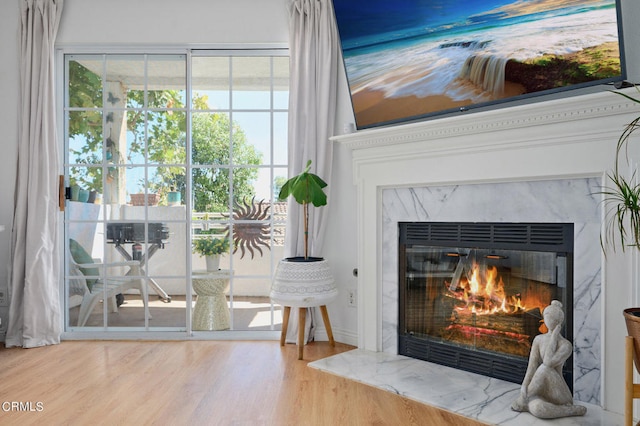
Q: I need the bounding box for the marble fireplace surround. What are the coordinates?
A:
[333,88,640,416]
[382,179,599,402]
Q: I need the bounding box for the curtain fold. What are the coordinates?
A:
[6,0,64,348]
[283,0,339,343]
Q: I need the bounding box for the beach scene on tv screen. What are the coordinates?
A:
[333,0,623,129]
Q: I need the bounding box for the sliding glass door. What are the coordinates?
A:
[63,51,288,335]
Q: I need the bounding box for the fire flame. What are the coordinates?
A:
[447,262,526,315]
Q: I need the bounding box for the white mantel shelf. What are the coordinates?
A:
[332,87,640,416]
[333,88,637,152]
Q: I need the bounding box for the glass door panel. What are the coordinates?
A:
[65,54,188,330]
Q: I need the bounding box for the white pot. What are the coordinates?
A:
[270,258,338,308]
[205,254,221,272]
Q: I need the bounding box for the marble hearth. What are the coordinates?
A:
[310,349,622,425]
[334,88,640,417]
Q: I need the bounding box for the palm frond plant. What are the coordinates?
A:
[278,159,328,260]
[600,86,640,373]
[601,86,640,252]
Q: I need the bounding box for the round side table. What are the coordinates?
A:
[192,269,231,331]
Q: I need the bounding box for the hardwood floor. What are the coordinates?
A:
[0,340,487,425]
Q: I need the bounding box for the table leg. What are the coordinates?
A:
[118,243,171,303]
[298,308,306,360]
[319,305,335,346]
[280,306,291,347]
[148,278,171,303]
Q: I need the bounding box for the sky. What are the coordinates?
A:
[332,0,613,46]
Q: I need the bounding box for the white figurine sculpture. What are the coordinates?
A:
[511,300,587,419]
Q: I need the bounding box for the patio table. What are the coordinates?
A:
[106,222,172,302]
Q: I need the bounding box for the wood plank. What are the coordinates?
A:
[0,340,488,425]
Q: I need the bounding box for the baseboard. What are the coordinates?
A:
[314,326,358,347]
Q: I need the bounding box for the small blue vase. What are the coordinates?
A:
[167,191,181,206]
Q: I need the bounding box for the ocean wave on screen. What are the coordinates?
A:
[345,8,619,101]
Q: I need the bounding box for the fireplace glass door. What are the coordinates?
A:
[399,222,573,385]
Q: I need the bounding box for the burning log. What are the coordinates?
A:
[450,307,542,338]
[443,308,541,358]
[443,323,534,357]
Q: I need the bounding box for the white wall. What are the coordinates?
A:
[621,0,640,83]
[2,0,640,351]
[55,0,288,45]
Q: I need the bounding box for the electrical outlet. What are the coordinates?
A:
[347,289,357,307]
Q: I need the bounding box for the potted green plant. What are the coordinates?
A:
[601,86,640,373]
[192,232,230,271]
[601,87,640,252]
[270,160,337,360]
[277,159,328,260]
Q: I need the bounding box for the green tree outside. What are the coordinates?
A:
[67,60,263,213]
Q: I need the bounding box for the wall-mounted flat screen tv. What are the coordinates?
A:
[332,0,626,129]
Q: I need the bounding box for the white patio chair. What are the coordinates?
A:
[69,239,150,326]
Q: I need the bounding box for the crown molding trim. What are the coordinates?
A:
[333,89,639,152]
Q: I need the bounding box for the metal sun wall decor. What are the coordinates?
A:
[226,197,271,259]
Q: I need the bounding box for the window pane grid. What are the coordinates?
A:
[64,50,288,333]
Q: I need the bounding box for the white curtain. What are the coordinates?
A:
[283,0,339,342]
[6,0,64,348]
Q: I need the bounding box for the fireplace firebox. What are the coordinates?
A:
[399,222,573,386]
